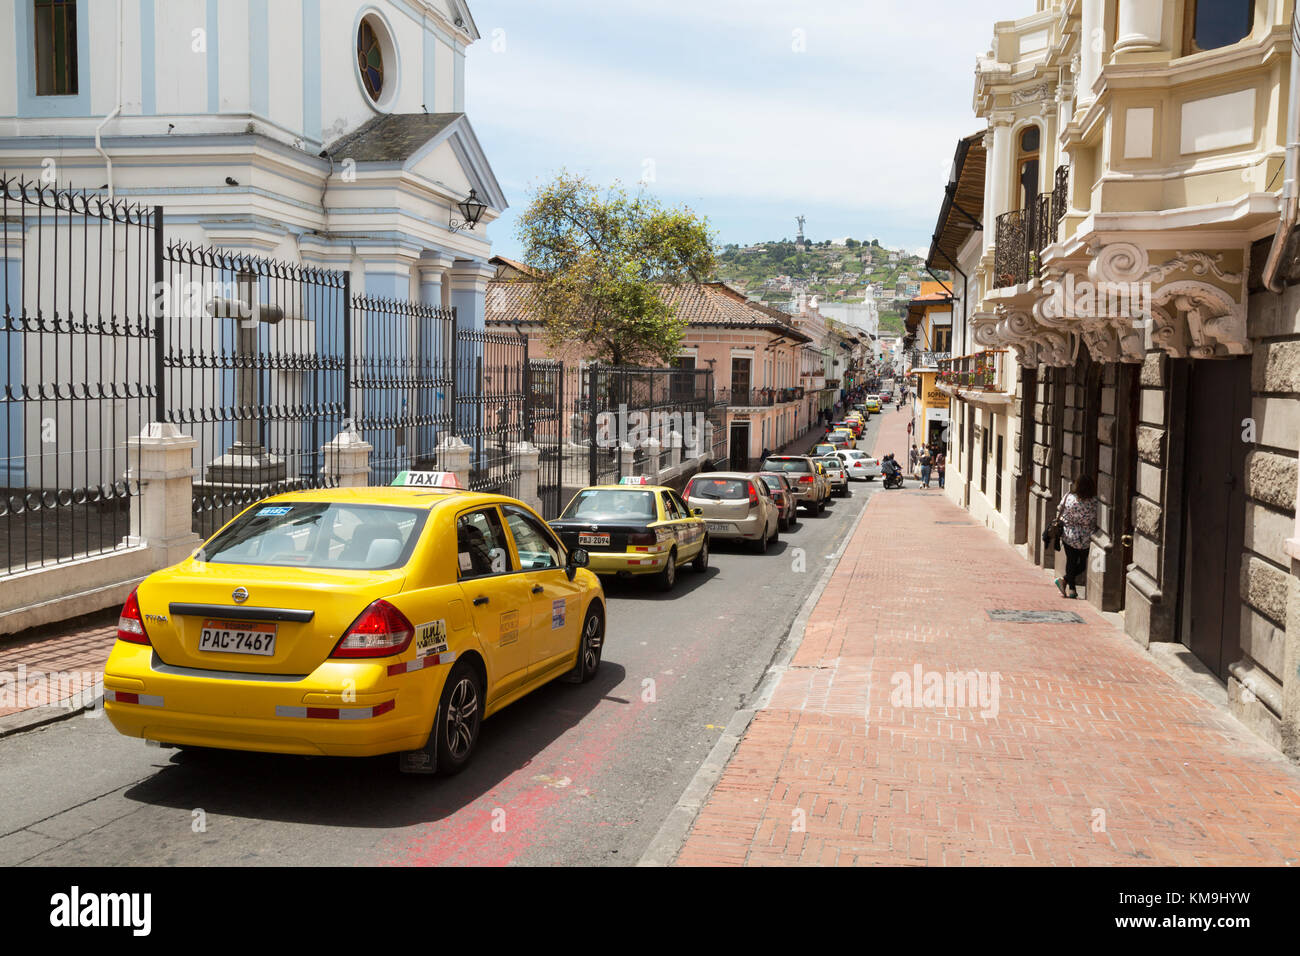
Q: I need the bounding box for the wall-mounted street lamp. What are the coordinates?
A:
[449,188,487,233]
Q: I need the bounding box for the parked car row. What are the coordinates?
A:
[98,403,884,778]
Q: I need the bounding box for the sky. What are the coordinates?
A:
[465,0,1033,261]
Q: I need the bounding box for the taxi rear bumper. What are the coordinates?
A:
[102,641,446,757]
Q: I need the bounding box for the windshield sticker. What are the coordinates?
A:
[458,552,473,571]
[415,620,449,657]
[551,598,566,629]
[256,506,292,517]
[499,609,519,647]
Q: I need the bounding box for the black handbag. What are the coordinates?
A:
[1042,518,1063,550]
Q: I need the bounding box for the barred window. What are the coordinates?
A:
[34,0,78,96]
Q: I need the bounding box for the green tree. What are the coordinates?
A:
[845,238,859,249]
[515,172,715,366]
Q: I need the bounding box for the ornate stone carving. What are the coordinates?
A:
[1142,251,1242,285]
[1011,84,1050,105]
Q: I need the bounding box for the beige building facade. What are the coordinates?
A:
[937,0,1300,757]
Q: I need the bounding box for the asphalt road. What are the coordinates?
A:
[0,416,881,867]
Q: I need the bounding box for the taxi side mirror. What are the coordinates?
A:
[566,547,589,580]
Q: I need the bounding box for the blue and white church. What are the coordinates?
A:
[0,0,506,321]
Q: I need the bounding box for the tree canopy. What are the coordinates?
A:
[515,172,716,366]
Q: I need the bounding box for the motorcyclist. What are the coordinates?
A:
[882,454,903,486]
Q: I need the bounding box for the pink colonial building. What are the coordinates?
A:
[484,260,817,468]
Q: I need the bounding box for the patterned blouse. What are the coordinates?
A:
[1057,493,1097,550]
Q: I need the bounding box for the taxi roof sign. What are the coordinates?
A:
[618,475,653,485]
[392,470,463,488]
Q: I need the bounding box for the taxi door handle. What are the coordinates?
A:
[531,585,544,594]
[473,596,489,606]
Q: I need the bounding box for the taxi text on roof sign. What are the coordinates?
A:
[391,470,463,488]
[618,476,653,485]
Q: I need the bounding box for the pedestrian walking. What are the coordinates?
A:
[909,445,919,474]
[760,446,772,463]
[936,450,946,488]
[1054,475,1098,600]
[919,446,933,488]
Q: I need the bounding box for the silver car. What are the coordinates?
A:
[818,457,849,496]
[682,472,780,553]
[758,455,828,515]
[832,449,883,482]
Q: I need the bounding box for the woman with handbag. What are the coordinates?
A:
[1054,475,1097,599]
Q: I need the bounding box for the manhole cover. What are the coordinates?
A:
[987,609,1085,623]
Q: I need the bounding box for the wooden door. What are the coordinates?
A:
[1178,357,1251,679]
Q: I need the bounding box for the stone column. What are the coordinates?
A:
[644,437,662,476]
[449,260,496,334]
[437,434,472,490]
[1113,0,1164,55]
[668,430,684,468]
[1078,0,1104,105]
[127,423,202,566]
[417,254,455,310]
[617,443,637,479]
[323,428,373,488]
[513,440,543,512]
[984,113,1014,259]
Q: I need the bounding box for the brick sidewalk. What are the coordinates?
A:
[0,614,116,722]
[675,400,1300,866]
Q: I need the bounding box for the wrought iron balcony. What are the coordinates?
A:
[993,165,1068,289]
[908,349,950,370]
[936,349,1010,391]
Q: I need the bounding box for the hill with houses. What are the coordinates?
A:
[713,238,944,334]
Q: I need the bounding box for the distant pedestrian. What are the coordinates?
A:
[760,446,772,463]
[909,445,918,474]
[919,447,933,488]
[1054,475,1098,600]
[935,451,946,488]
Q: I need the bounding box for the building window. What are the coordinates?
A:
[731,357,751,398]
[34,0,78,96]
[357,19,385,102]
[1016,125,1040,210]
[1185,0,1254,54]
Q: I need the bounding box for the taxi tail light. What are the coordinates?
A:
[117,588,151,645]
[332,600,415,659]
[627,531,656,546]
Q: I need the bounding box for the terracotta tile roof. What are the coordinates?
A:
[485,280,811,343]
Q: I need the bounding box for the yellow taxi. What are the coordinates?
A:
[864,397,881,413]
[103,479,605,774]
[548,478,708,591]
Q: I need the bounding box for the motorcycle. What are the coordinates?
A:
[882,468,904,489]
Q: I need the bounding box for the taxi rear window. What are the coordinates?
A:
[561,489,657,521]
[761,458,811,474]
[200,503,426,570]
[686,478,749,500]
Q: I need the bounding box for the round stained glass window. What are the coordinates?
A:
[358,20,384,102]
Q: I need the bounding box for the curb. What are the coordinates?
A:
[636,487,876,867]
[0,683,104,740]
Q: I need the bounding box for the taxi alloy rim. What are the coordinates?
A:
[446,677,479,759]
[583,613,603,671]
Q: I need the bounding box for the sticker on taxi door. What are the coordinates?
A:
[551,599,566,629]
[416,620,449,657]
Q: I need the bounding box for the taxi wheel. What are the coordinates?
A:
[657,550,678,591]
[692,536,709,572]
[435,662,483,775]
[565,605,604,683]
